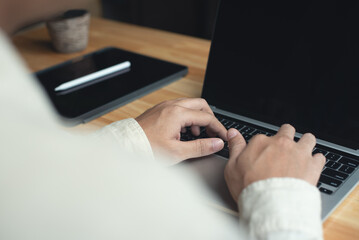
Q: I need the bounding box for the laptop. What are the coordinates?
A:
[180,0,359,220]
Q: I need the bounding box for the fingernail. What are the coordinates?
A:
[228,129,239,140]
[212,139,224,151]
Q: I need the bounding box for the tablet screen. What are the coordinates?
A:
[35,47,188,125]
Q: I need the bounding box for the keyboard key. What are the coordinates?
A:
[222,120,234,129]
[225,122,235,129]
[240,127,255,134]
[338,157,359,168]
[221,119,229,125]
[323,168,349,181]
[251,130,259,135]
[233,124,245,130]
[326,153,341,161]
[338,165,355,174]
[317,182,322,188]
[319,187,333,195]
[180,133,189,141]
[313,148,328,156]
[319,175,342,188]
[325,161,341,170]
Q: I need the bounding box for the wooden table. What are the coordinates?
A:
[12,17,359,240]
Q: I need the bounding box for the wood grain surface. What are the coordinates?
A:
[12,17,359,240]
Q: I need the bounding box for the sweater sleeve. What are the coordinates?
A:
[238,178,323,240]
[94,118,155,163]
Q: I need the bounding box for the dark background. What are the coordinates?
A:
[101,0,220,40]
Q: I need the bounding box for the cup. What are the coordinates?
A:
[46,9,90,53]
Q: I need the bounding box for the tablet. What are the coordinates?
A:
[35,47,188,125]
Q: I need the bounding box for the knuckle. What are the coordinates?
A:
[303,132,316,140]
[281,123,296,134]
[199,98,208,105]
[282,123,295,131]
[303,133,317,146]
[276,136,292,146]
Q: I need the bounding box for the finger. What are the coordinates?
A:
[275,124,296,139]
[310,153,326,183]
[175,98,214,115]
[227,128,247,159]
[298,133,316,151]
[180,109,227,141]
[313,153,326,169]
[179,138,224,159]
[191,125,201,136]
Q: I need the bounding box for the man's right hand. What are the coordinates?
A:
[224,124,326,202]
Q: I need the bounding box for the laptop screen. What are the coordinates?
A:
[202,0,359,149]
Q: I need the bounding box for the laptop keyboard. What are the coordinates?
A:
[180,113,359,195]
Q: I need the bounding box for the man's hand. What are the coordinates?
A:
[135,98,227,164]
[224,124,326,201]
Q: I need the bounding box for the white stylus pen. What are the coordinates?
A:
[54,61,131,92]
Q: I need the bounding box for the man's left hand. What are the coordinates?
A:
[135,98,228,164]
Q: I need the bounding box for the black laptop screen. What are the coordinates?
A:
[202,0,359,149]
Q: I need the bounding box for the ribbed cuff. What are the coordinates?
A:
[238,178,323,240]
